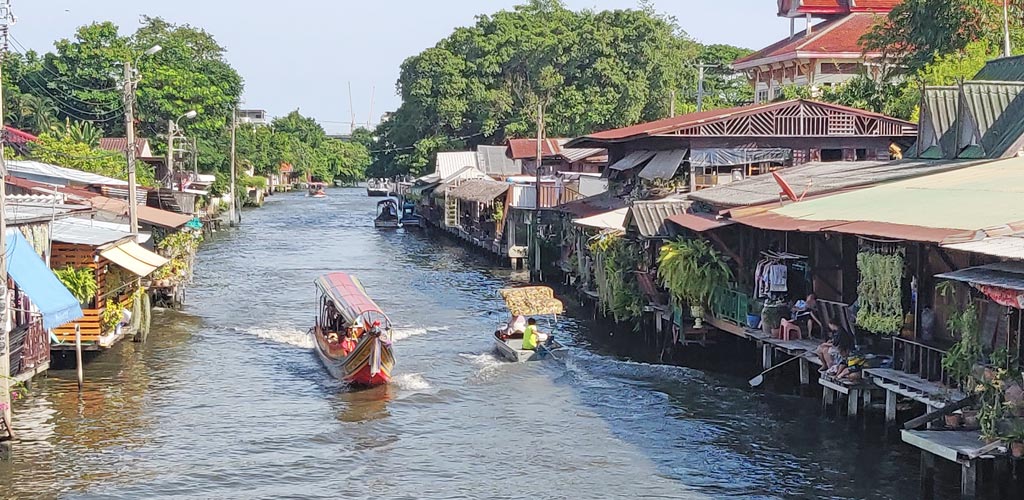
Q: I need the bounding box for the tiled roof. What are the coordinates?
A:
[779,0,899,17]
[733,13,884,69]
[99,137,148,154]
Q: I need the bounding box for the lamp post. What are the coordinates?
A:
[123,44,162,236]
[166,110,197,190]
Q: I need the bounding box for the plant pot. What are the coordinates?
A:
[962,410,979,430]
[690,305,705,329]
[746,314,761,329]
[1012,442,1024,459]
[944,413,963,428]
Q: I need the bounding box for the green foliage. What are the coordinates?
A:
[157,231,203,257]
[24,133,157,186]
[49,118,103,147]
[941,303,983,388]
[855,251,905,334]
[861,0,1023,77]
[239,175,268,190]
[588,233,644,323]
[102,298,124,332]
[657,238,732,308]
[371,0,752,176]
[54,265,97,305]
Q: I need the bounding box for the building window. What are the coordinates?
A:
[820,149,843,162]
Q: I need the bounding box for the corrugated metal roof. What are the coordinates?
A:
[936,262,1024,291]
[435,152,479,179]
[624,197,691,238]
[51,217,132,247]
[5,202,86,226]
[974,55,1024,82]
[608,150,655,171]
[690,158,985,209]
[448,179,509,203]
[915,87,958,158]
[943,233,1024,260]
[958,81,1024,159]
[476,145,522,176]
[767,155,1024,233]
[573,207,628,230]
[666,213,734,232]
[558,192,628,218]
[7,159,128,187]
[88,195,192,230]
[638,149,687,180]
[559,148,606,163]
[731,211,960,243]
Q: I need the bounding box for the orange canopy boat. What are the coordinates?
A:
[312,272,395,386]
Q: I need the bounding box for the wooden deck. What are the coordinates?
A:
[820,375,880,417]
[902,429,1005,499]
[866,368,964,410]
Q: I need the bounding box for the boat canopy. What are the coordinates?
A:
[498,286,564,316]
[315,272,391,329]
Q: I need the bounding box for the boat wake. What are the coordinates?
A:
[392,325,448,342]
[392,373,431,391]
[244,326,314,349]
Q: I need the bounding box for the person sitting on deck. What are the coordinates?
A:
[816,319,854,372]
[521,318,549,351]
[792,293,822,338]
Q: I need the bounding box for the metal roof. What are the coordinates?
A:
[475,145,522,176]
[666,213,734,233]
[573,207,628,231]
[624,197,691,238]
[557,192,628,218]
[51,217,132,247]
[689,158,985,209]
[4,201,88,226]
[559,148,606,163]
[638,149,687,180]
[7,159,128,187]
[608,150,656,171]
[447,179,509,203]
[435,152,479,179]
[957,81,1024,159]
[943,234,1024,260]
[916,87,959,158]
[936,262,1024,292]
[88,196,192,230]
[974,55,1024,82]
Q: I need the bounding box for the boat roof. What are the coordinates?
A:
[315,272,390,327]
[377,197,399,205]
[498,286,564,316]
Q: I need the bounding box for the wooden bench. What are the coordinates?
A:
[865,368,966,422]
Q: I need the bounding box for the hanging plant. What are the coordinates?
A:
[54,265,98,305]
[855,250,905,334]
[941,302,984,390]
[657,238,732,308]
[588,233,644,323]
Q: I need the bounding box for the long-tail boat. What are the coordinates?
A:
[312,272,395,386]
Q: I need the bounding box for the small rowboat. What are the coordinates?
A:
[493,286,566,362]
[312,273,395,386]
[374,198,401,229]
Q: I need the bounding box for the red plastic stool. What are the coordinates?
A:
[779,318,801,340]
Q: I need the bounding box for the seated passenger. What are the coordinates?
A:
[521,318,549,351]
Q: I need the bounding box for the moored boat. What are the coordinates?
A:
[398,199,424,228]
[493,286,565,362]
[312,272,395,386]
[374,198,401,228]
[366,179,390,197]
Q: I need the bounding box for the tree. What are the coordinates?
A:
[862,0,1023,77]
[24,133,157,186]
[373,0,748,176]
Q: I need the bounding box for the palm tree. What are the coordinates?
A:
[16,94,58,134]
[51,118,102,147]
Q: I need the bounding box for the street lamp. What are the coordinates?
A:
[167,110,198,189]
[124,44,162,236]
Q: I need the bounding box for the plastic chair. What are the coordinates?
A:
[779,318,801,340]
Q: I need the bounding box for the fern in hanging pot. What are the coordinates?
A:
[657,238,732,328]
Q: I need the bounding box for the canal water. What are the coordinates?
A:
[1,188,952,499]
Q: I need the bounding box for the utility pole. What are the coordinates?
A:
[669,89,676,117]
[122,61,139,236]
[229,106,238,227]
[1004,0,1013,59]
[531,101,544,282]
[368,85,375,130]
[165,119,174,189]
[348,82,355,134]
[696,63,706,113]
[0,0,15,445]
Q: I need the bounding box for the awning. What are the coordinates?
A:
[666,212,735,232]
[936,262,1024,309]
[5,230,83,330]
[608,150,655,171]
[448,178,509,203]
[690,148,791,167]
[638,149,688,180]
[573,207,628,230]
[99,240,169,277]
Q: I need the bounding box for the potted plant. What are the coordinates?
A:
[657,238,733,329]
[941,303,983,393]
[747,299,764,329]
[944,412,963,428]
[1008,430,1024,458]
[962,409,980,429]
[761,301,785,336]
[54,265,97,306]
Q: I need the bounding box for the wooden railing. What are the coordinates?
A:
[892,336,952,387]
[9,321,48,377]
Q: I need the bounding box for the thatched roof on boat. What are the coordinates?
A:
[448,178,509,203]
[499,286,564,316]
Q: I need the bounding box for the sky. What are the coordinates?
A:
[11,1,791,134]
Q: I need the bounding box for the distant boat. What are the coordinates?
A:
[366,179,390,197]
[311,272,395,387]
[374,198,401,229]
[308,182,327,198]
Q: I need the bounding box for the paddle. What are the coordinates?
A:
[749,353,812,387]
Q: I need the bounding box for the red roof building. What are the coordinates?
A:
[735,1,899,103]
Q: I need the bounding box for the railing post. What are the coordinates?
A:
[75,324,83,391]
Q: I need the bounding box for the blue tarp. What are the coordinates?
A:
[5,230,84,330]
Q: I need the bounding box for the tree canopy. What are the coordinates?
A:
[371,0,751,176]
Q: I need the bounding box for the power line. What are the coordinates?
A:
[8,44,124,113]
[9,35,119,93]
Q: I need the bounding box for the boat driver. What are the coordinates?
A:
[521,318,549,351]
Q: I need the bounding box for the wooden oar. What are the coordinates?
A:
[749,353,812,387]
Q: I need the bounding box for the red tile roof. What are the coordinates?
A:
[99,137,148,154]
[779,0,899,16]
[733,13,885,69]
[569,99,915,144]
[3,126,39,144]
[507,138,565,160]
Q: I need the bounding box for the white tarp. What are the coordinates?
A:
[572,207,628,230]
